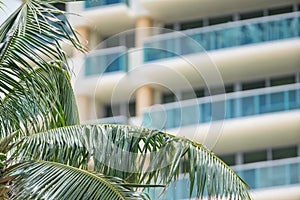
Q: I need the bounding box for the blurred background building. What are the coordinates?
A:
[66,0,300,199]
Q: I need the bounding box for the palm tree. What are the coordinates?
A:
[0,0,251,199]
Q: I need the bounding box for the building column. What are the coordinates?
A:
[136,86,153,116]
[135,16,154,117]
[74,26,90,56]
[135,16,153,48]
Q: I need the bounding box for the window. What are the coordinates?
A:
[225,85,234,93]
[162,93,177,103]
[104,36,120,48]
[240,11,264,20]
[209,15,233,25]
[268,5,293,16]
[52,3,66,11]
[124,32,135,49]
[128,101,136,117]
[270,75,295,86]
[181,88,205,100]
[219,154,235,166]
[104,104,120,117]
[243,150,267,164]
[180,20,203,30]
[272,146,298,160]
[242,80,265,91]
[164,23,174,30]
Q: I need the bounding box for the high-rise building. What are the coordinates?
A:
[66,0,300,199]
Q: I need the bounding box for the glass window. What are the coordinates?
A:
[125,32,135,49]
[242,80,265,91]
[268,5,293,16]
[128,101,136,117]
[162,93,177,104]
[240,11,264,20]
[225,85,234,93]
[270,75,295,86]
[206,85,234,96]
[104,104,120,117]
[272,146,298,160]
[180,20,203,30]
[52,3,66,11]
[219,154,235,166]
[243,150,267,164]
[209,15,233,25]
[164,23,174,30]
[182,88,205,100]
[104,36,120,48]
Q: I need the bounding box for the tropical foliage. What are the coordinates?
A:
[0,0,250,199]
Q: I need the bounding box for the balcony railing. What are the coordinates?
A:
[144,12,300,62]
[143,83,300,130]
[84,46,127,77]
[149,157,300,199]
[233,157,300,189]
[85,0,128,9]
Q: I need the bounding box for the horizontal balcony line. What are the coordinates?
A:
[231,156,300,171]
[143,12,300,62]
[234,156,300,190]
[145,83,300,110]
[149,157,300,199]
[146,12,300,42]
[142,83,300,129]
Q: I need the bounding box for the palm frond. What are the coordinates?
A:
[0,64,79,143]
[14,124,251,199]
[0,0,84,101]
[5,160,148,200]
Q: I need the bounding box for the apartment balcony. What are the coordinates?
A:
[85,0,128,9]
[84,46,127,77]
[234,157,300,190]
[66,1,134,36]
[144,12,300,62]
[149,157,300,200]
[140,0,299,22]
[143,83,300,130]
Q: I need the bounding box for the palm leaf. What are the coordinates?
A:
[4,160,148,200]
[14,124,251,199]
[0,64,79,147]
[0,0,84,102]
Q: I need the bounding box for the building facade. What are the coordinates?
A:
[66,0,300,199]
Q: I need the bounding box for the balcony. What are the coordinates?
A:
[85,0,128,9]
[143,83,300,130]
[234,157,300,190]
[144,12,300,62]
[84,46,127,77]
[149,157,300,199]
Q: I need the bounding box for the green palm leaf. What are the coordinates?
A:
[0,0,84,103]
[0,65,79,145]
[14,124,250,199]
[5,160,148,200]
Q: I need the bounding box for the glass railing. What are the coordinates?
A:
[83,115,127,125]
[84,46,127,77]
[149,157,300,199]
[233,157,300,190]
[85,0,128,9]
[143,83,300,130]
[144,12,300,62]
